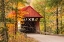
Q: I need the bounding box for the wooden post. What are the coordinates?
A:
[35,18,40,33]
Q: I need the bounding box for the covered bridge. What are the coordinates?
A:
[20,6,42,33]
[7,6,43,33]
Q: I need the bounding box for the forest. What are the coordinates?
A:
[0,0,64,42]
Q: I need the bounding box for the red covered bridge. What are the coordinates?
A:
[7,6,43,33]
[20,6,42,33]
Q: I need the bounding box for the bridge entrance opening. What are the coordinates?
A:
[21,21,36,33]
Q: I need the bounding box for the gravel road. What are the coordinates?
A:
[27,34,64,42]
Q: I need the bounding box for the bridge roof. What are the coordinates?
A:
[19,6,43,18]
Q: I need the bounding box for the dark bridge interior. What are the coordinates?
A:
[21,21,36,33]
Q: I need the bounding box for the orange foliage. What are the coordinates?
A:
[6,10,28,21]
[6,23,15,35]
[6,11,15,19]
[6,9,28,35]
[6,10,28,35]
[18,2,25,9]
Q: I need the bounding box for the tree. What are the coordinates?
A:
[1,0,8,42]
[5,0,27,34]
[13,0,27,34]
[47,0,63,34]
[0,0,27,42]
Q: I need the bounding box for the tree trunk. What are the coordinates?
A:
[43,7,46,35]
[56,5,59,34]
[15,0,18,34]
[1,0,8,42]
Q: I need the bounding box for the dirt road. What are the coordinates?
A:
[27,34,64,42]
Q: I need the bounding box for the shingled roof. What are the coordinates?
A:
[19,6,42,18]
